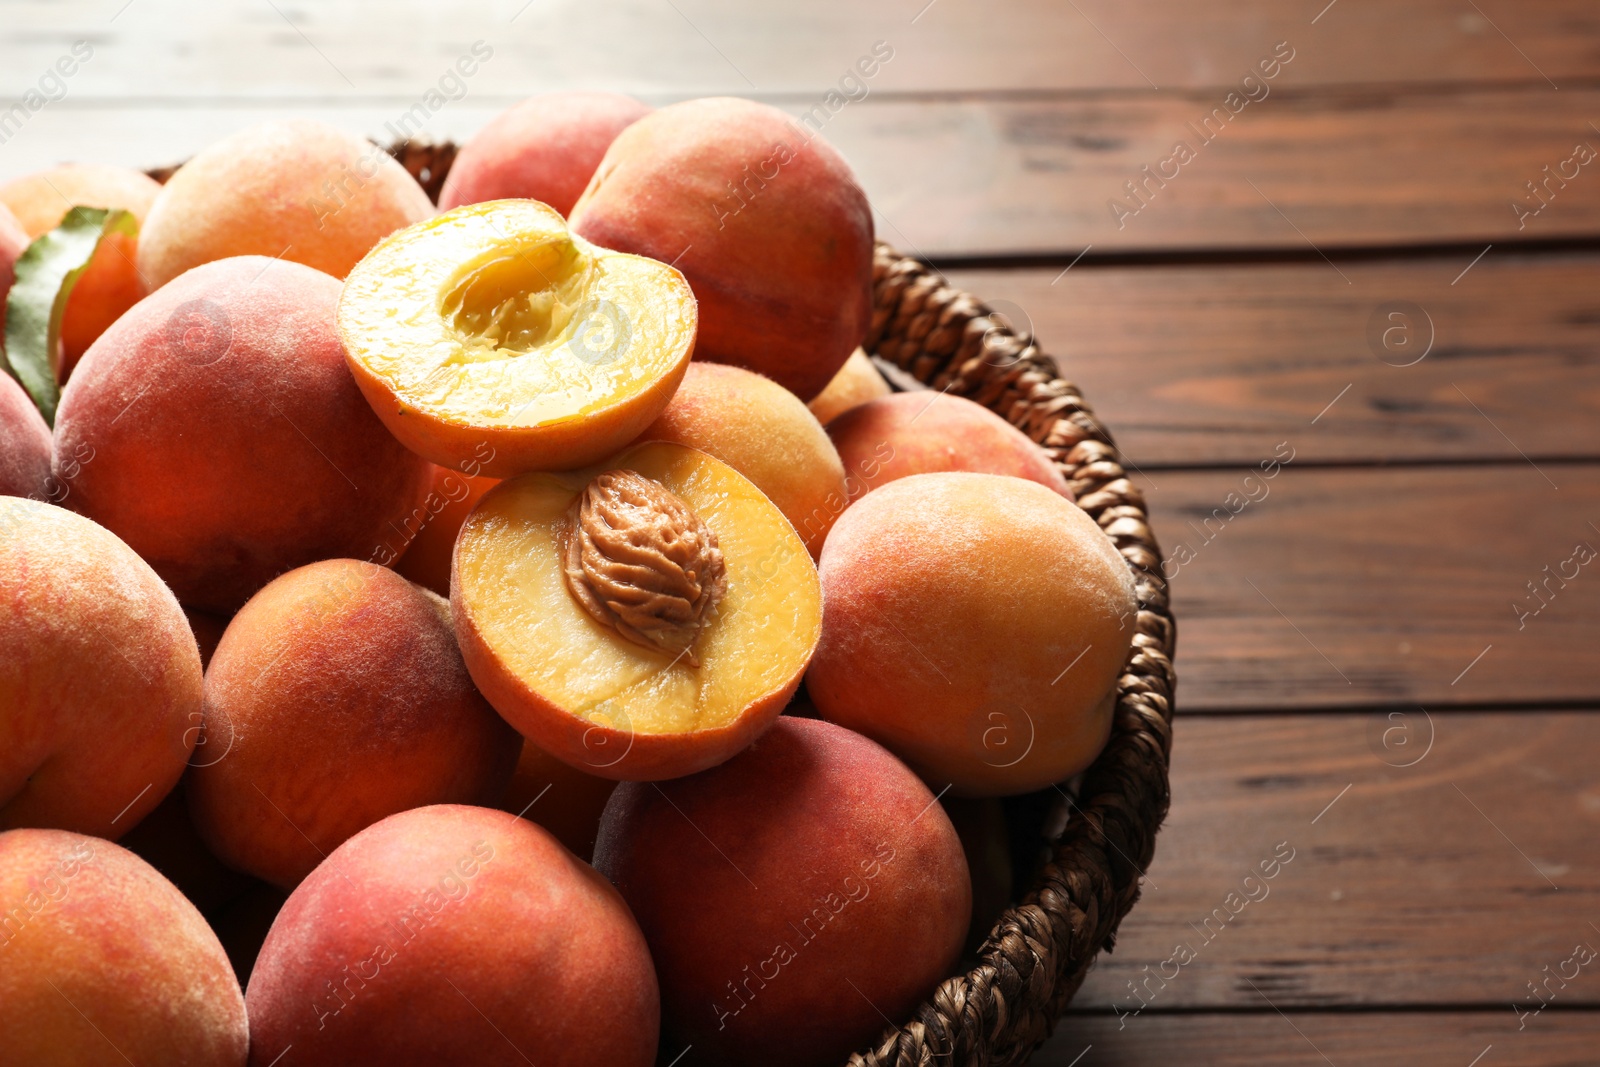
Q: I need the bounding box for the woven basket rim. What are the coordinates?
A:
[150,138,1179,1067]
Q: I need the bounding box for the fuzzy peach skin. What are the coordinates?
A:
[829,390,1073,500]
[440,92,652,216]
[395,465,499,597]
[246,804,659,1067]
[808,347,889,425]
[595,717,971,1067]
[54,256,432,612]
[0,829,248,1065]
[137,118,434,290]
[0,499,201,837]
[188,559,520,890]
[569,96,873,400]
[807,473,1136,796]
[498,738,617,862]
[0,370,51,499]
[638,361,849,557]
[0,201,27,343]
[0,163,161,378]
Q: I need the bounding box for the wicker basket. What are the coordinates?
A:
[152,139,1177,1066]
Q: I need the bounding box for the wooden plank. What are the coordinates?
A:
[1142,465,1600,710]
[946,252,1600,467]
[1035,1010,1600,1066]
[9,88,1600,256]
[4,0,1600,98]
[1067,713,1600,1013]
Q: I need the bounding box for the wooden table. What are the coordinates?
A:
[6,2,1598,1063]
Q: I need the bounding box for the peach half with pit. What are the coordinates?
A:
[339,199,697,478]
[452,440,821,781]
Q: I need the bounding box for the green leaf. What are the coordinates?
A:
[2,206,138,426]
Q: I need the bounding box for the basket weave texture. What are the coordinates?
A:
[393,141,1180,1067]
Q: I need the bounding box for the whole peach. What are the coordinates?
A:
[499,738,617,862]
[247,804,659,1066]
[807,473,1135,796]
[0,370,50,499]
[395,464,498,598]
[441,91,652,216]
[569,96,873,400]
[0,200,26,340]
[188,559,519,889]
[138,118,434,289]
[638,361,849,556]
[595,716,970,1067]
[808,347,890,425]
[829,391,1072,499]
[0,163,162,377]
[0,828,247,1065]
[0,498,201,837]
[54,256,431,611]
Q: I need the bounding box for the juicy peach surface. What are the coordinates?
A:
[54,256,431,612]
[807,473,1135,796]
[808,347,890,425]
[0,499,201,837]
[595,717,971,1067]
[0,163,161,378]
[246,804,659,1067]
[137,118,434,289]
[829,390,1073,499]
[569,96,873,400]
[188,559,520,890]
[638,361,849,557]
[440,91,652,216]
[0,828,247,1066]
[340,199,697,478]
[453,441,821,781]
[0,370,51,500]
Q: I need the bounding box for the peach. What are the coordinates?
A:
[808,473,1135,796]
[340,199,697,477]
[188,559,519,890]
[137,118,434,290]
[453,441,822,781]
[441,91,652,216]
[499,738,617,861]
[829,390,1073,499]
[0,370,50,499]
[395,464,498,597]
[569,96,873,400]
[595,717,970,1067]
[808,347,890,424]
[54,256,432,612]
[247,804,659,1066]
[0,200,26,337]
[638,361,848,557]
[0,163,162,377]
[0,498,201,837]
[0,828,247,1065]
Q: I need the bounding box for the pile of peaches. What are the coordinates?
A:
[0,93,1137,1067]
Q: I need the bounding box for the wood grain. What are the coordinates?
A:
[10,87,1600,256]
[1141,465,1600,710]
[4,0,1598,98]
[1035,1010,1600,1066]
[1067,713,1600,1012]
[946,252,1600,466]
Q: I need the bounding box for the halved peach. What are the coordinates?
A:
[339,200,697,478]
[452,440,820,781]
